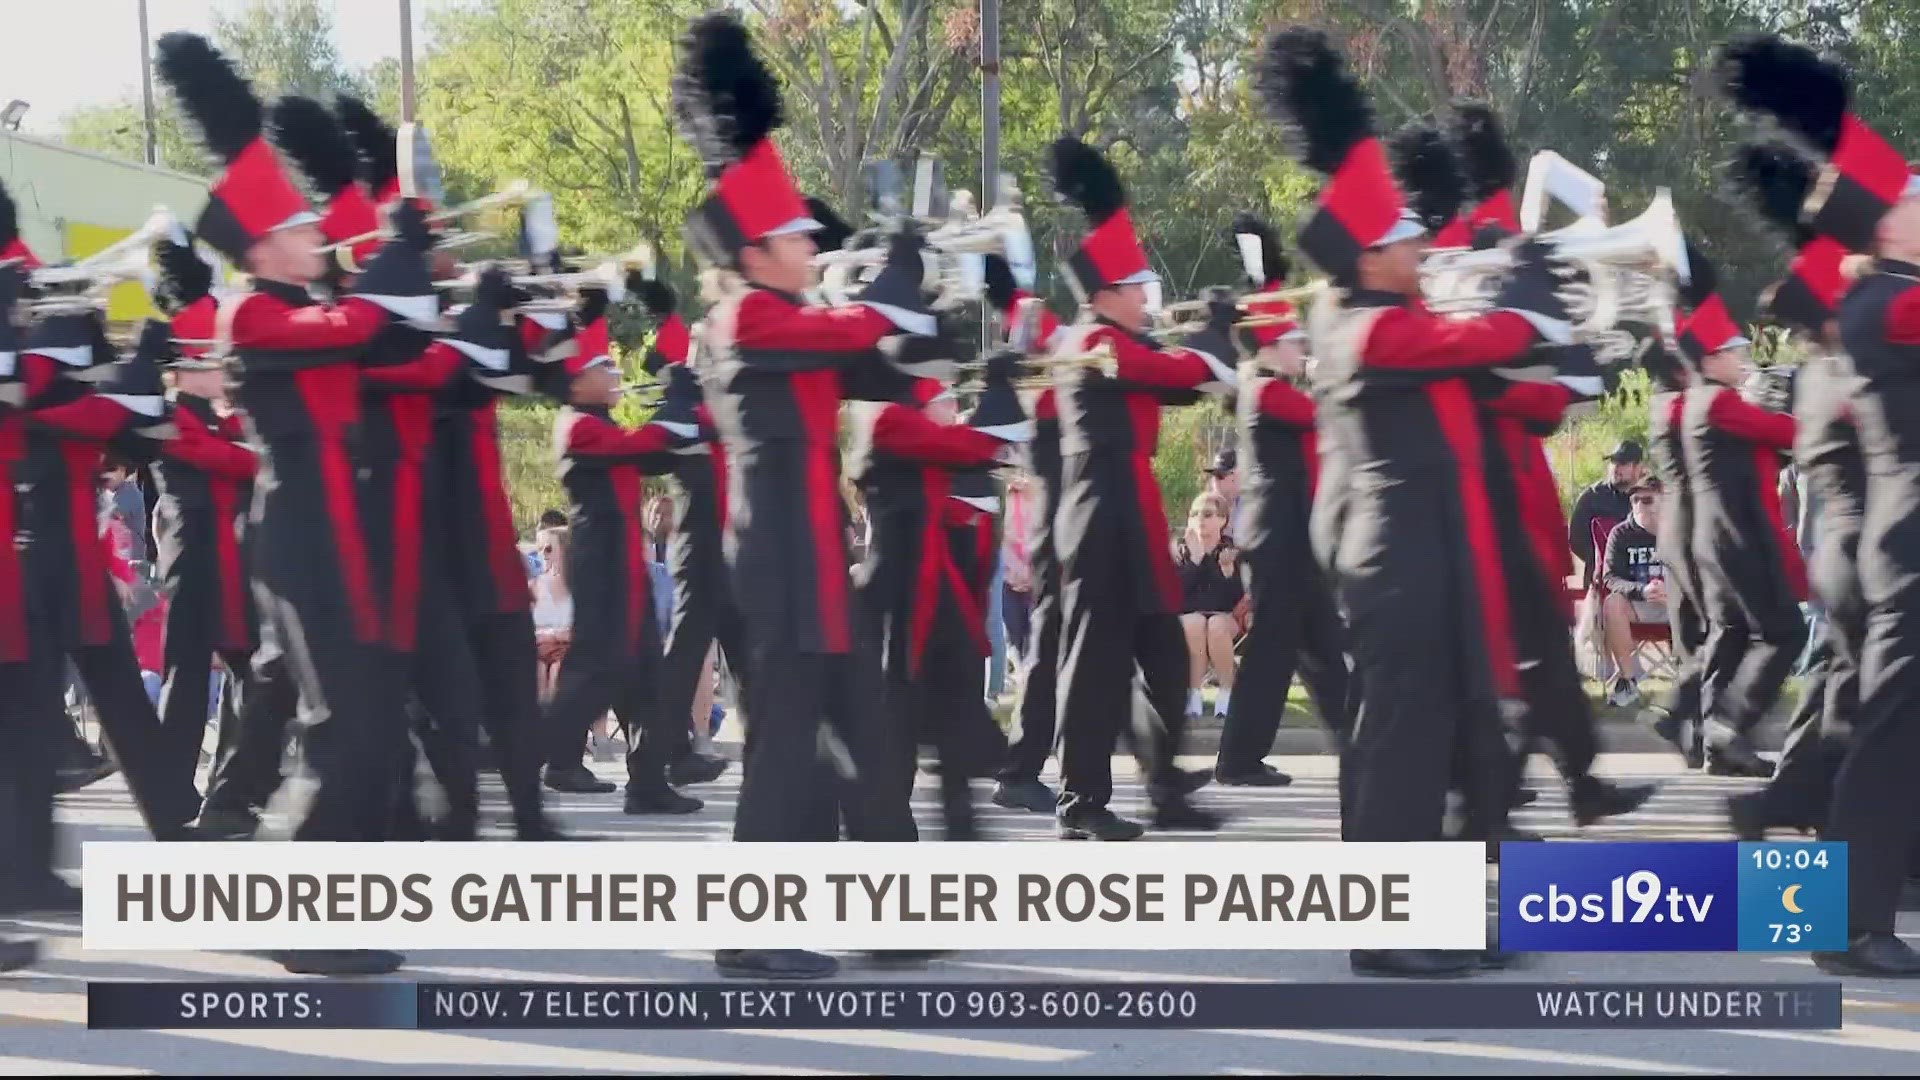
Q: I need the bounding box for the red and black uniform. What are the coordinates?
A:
[429,332,552,837]
[1217,368,1349,774]
[18,341,201,835]
[222,279,395,841]
[1311,293,1542,842]
[542,404,685,794]
[152,393,292,811]
[1760,352,1865,828]
[653,325,750,770]
[1827,259,1920,938]
[852,400,1007,835]
[1648,387,1708,735]
[1681,382,1804,747]
[1051,318,1227,812]
[704,285,917,843]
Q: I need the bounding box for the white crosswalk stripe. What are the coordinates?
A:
[6,753,1917,1074]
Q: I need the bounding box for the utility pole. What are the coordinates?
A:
[399,0,417,122]
[138,0,157,165]
[979,0,1000,346]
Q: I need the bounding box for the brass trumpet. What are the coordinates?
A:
[1158,282,1325,319]
[1157,313,1300,336]
[317,180,543,254]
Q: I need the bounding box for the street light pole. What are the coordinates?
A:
[979,0,1000,346]
[400,0,417,122]
[138,0,157,165]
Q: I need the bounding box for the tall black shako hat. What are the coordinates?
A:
[1450,101,1522,242]
[672,12,819,269]
[1718,33,1915,253]
[1725,140,1845,333]
[1387,120,1467,237]
[1049,137,1157,301]
[1674,241,1747,364]
[1255,27,1421,283]
[155,32,317,264]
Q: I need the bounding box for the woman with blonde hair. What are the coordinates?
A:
[1174,492,1243,721]
[530,527,574,703]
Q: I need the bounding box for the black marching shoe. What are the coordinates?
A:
[864,949,951,967]
[1150,795,1223,832]
[271,949,406,976]
[1169,767,1213,796]
[193,806,261,841]
[515,816,570,842]
[1510,786,1539,808]
[30,876,82,916]
[1058,805,1145,841]
[1705,740,1775,779]
[990,777,1057,812]
[1651,713,1692,763]
[0,936,40,973]
[669,753,729,786]
[1812,933,1920,978]
[715,949,838,980]
[1350,949,1478,979]
[623,784,703,815]
[1215,762,1293,787]
[544,764,616,794]
[1725,792,1770,842]
[1569,776,1657,827]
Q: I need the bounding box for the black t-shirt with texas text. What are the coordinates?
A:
[1602,518,1664,600]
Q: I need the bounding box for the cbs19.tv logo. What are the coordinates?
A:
[1499,843,1738,951]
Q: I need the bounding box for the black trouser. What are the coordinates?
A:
[65,595,203,835]
[202,646,297,813]
[462,611,550,834]
[1217,553,1349,773]
[1664,577,1708,732]
[1055,584,1190,812]
[888,618,1005,839]
[1700,600,1807,741]
[1001,585,1033,669]
[543,618,674,793]
[997,570,1059,783]
[734,633,917,842]
[0,593,69,910]
[1765,528,1863,826]
[660,557,749,762]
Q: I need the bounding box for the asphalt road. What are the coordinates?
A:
[7,753,1920,1075]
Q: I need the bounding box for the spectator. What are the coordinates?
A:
[1205,448,1243,541]
[1175,492,1243,720]
[100,453,149,562]
[645,494,674,566]
[526,508,570,576]
[1600,478,1667,707]
[530,526,573,703]
[1000,472,1035,679]
[102,508,165,705]
[540,508,568,530]
[1569,439,1644,676]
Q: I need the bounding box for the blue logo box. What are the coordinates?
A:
[1499,842,1737,952]
[1498,842,1848,952]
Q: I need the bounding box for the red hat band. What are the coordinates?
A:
[1804,114,1913,253]
[1298,138,1412,281]
[1430,217,1471,248]
[565,318,612,378]
[1465,189,1521,233]
[196,137,316,263]
[1,237,40,270]
[718,141,810,244]
[1245,292,1297,348]
[1678,294,1744,361]
[653,313,691,366]
[1065,208,1153,298]
[320,185,381,269]
[169,295,218,360]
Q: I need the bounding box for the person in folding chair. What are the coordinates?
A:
[1600,478,1674,705]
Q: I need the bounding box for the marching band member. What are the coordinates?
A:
[1260,27,1572,977]
[673,11,953,979]
[0,259,61,967]
[1676,249,1801,779]
[1212,215,1349,786]
[982,255,1067,812]
[160,31,426,975]
[1642,332,1707,763]
[1046,136,1234,841]
[1721,32,1920,973]
[536,310,704,817]
[14,229,197,850]
[851,374,1023,839]
[145,241,298,838]
[637,280,733,787]
[1722,139,1861,839]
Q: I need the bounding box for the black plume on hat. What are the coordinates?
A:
[634,278,676,321]
[1725,140,1818,245]
[1229,212,1289,285]
[1048,137,1127,226]
[152,237,213,316]
[1716,33,1847,155]
[1450,102,1516,204]
[1254,27,1374,176]
[1387,121,1466,233]
[334,94,397,194]
[0,179,17,250]
[1679,239,1718,309]
[671,11,784,174]
[155,31,261,163]
[269,96,360,198]
[806,196,853,253]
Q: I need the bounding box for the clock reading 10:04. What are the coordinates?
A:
[1750,848,1830,872]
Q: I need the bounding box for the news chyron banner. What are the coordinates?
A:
[1498,842,1848,952]
[81,842,1487,952]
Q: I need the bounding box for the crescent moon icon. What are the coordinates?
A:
[1782,884,1804,914]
